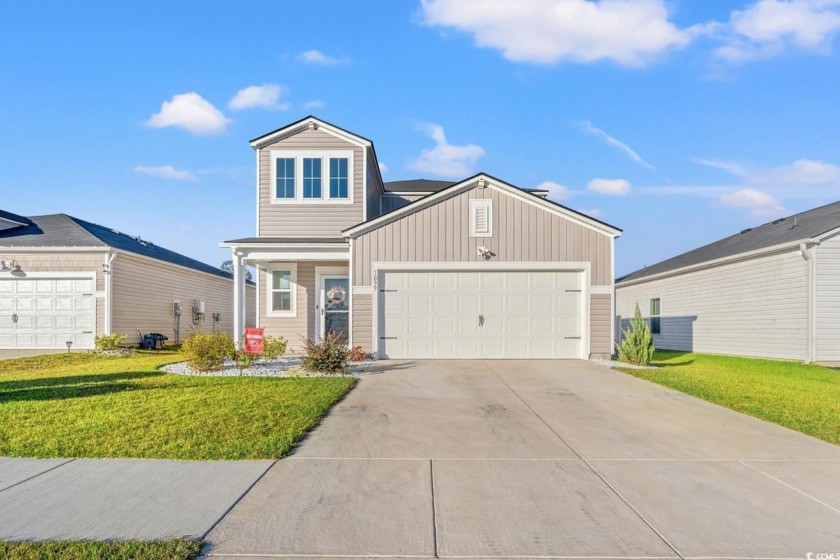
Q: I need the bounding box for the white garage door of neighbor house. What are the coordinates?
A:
[379,270,585,359]
[0,277,96,349]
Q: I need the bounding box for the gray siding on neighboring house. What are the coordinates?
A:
[112,252,255,344]
[365,149,385,220]
[590,293,612,356]
[352,292,373,352]
[258,128,365,237]
[352,186,613,286]
[616,248,809,360]
[816,232,840,361]
[1,251,107,337]
[258,260,348,352]
[380,194,425,214]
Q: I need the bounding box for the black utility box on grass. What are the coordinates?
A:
[141,333,168,349]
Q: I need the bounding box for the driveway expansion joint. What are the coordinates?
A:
[0,458,76,494]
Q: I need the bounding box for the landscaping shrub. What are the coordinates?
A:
[301,332,349,374]
[348,345,368,362]
[262,335,288,361]
[616,304,655,366]
[182,331,235,372]
[94,333,128,351]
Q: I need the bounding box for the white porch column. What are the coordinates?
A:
[232,251,245,347]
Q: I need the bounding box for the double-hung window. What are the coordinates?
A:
[267,265,297,317]
[650,298,661,335]
[269,151,352,203]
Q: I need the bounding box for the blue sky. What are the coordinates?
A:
[1,1,839,276]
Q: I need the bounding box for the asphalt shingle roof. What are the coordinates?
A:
[0,209,32,227]
[0,212,244,282]
[617,200,840,284]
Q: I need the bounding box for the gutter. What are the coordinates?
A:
[800,241,817,363]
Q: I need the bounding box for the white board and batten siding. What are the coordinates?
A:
[816,232,840,361]
[258,128,365,237]
[350,184,616,358]
[111,252,255,343]
[616,248,809,361]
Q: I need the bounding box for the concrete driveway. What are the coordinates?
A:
[0,349,65,360]
[204,360,840,559]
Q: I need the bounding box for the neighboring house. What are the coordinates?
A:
[0,211,255,350]
[222,116,622,359]
[616,201,840,363]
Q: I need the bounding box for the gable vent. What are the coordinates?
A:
[470,199,492,237]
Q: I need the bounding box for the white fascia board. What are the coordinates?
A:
[250,117,371,150]
[0,246,108,253]
[343,174,621,239]
[382,191,434,196]
[0,217,28,228]
[815,224,840,243]
[372,261,591,272]
[616,238,817,289]
[242,251,350,262]
[220,242,349,250]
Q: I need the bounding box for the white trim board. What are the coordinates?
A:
[250,117,371,150]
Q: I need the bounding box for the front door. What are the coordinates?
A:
[321,276,350,343]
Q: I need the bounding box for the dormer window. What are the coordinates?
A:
[269,150,353,204]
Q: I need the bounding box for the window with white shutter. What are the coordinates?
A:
[470,199,492,237]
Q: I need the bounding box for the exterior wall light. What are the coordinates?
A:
[0,258,20,272]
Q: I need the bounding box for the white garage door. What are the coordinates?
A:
[379,270,585,359]
[0,277,96,349]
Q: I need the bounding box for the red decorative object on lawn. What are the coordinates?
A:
[244,327,264,355]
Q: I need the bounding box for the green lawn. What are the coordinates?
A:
[616,351,840,445]
[0,539,201,560]
[0,349,356,460]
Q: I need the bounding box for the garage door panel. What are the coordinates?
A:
[379,270,585,359]
[0,277,96,349]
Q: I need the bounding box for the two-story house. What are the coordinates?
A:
[222,116,622,359]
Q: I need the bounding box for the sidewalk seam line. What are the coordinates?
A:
[430,458,439,558]
[480,360,686,560]
[0,458,76,494]
[199,460,278,543]
[738,460,840,516]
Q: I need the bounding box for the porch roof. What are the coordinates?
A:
[223,237,347,245]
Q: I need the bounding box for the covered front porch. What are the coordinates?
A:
[220,238,351,349]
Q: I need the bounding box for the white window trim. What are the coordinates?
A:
[469,199,492,238]
[266,263,297,317]
[269,150,354,205]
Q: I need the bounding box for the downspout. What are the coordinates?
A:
[103,252,116,335]
[799,242,814,363]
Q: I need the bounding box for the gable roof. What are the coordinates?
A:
[0,213,246,282]
[249,115,373,149]
[343,173,622,238]
[384,178,547,195]
[617,200,840,285]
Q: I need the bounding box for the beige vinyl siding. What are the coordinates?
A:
[352,186,613,286]
[590,293,612,357]
[1,251,107,335]
[380,194,425,214]
[111,252,255,343]
[352,293,373,352]
[258,128,365,237]
[816,232,840,361]
[258,261,348,352]
[616,248,808,360]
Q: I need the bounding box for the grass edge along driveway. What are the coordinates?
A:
[616,350,840,445]
[0,539,201,560]
[0,350,356,460]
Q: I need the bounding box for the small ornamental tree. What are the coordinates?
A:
[616,304,655,366]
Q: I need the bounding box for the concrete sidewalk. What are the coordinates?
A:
[0,457,272,541]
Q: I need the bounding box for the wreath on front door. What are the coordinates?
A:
[327,285,347,307]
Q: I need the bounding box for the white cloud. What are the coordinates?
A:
[418,0,697,67]
[587,177,631,196]
[378,162,390,175]
[146,93,230,136]
[229,84,289,111]
[535,180,572,200]
[133,165,196,181]
[716,0,840,62]
[408,123,486,178]
[720,188,786,217]
[696,157,840,185]
[578,121,655,170]
[298,49,348,65]
[304,99,325,109]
